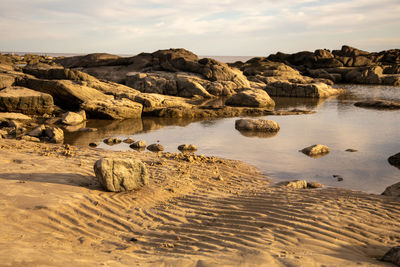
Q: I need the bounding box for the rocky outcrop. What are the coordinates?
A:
[382,182,400,196]
[0,87,54,115]
[94,158,149,192]
[301,144,330,157]
[354,100,400,109]
[388,153,400,168]
[235,118,280,132]
[226,89,275,108]
[81,98,142,120]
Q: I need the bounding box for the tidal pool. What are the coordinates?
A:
[65,85,400,194]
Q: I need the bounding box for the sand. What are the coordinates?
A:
[0,139,399,266]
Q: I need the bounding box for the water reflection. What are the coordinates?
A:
[236,130,279,138]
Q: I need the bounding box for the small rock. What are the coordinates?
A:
[94,158,149,192]
[20,135,40,142]
[301,144,330,157]
[103,138,122,145]
[123,138,135,144]
[147,143,164,152]
[333,174,344,181]
[382,182,400,196]
[61,111,86,125]
[130,140,146,149]
[89,142,98,147]
[45,126,64,143]
[345,148,358,152]
[382,246,400,266]
[277,180,307,189]
[388,152,400,168]
[178,144,198,151]
[235,118,280,132]
[307,182,323,188]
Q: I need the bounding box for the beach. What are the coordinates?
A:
[1,139,399,266]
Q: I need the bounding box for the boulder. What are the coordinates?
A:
[81,98,142,119]
[382,182,400,196]
[277,180,308,189]
[0,87,54,115]
[61,110,86,125]
[28,125,63,143]
[265,81,343,98]
[225,89,275,108]
[235,119,280,132]
[332,45,369,57]
[301,144,330,157]
[178,144,198,151]
[354,100,400,109]
[388,153,400,167]
[94,158,149,192]
[147,143,164,152]
[20,135,40,142]
[382,246,400,265]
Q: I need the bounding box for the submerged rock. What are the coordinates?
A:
[354,100,400,109]
[235,118,280,132]
[382,182,400,197]
[301,144,330,157]
[94,158,149,192]
[123,137,135,144]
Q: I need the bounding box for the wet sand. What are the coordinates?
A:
[0,139,399,266]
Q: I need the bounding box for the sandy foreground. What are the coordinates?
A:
[0,139,399,266]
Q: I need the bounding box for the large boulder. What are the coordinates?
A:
[81,98,142,119]
[382,182,400,196]
[94,158,149,192]
[17,78,110,110]
[225,89,275,108]
[235,118,280,132]
[0,86,54,115]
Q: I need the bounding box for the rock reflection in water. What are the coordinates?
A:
[236,130,278,138]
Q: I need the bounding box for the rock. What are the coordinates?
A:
[301,144,330,157]
[388,153,400,168]
[307,182,323,188]
[235,118,280,133]
[178,144,198,151]
[333,174,344,181]
[103,138,122,145]
[265,81,343,98]
[382,246,400,265]
[78,127,97,132]
[61,110,86,125]
[17,78,110,110]
[354,100,400,109]
[277,180,308,189]
[147,143,164,152]
[345,148,358,152]
[0,129,8,138]
[20,135,40,142]
[225,89,275,108]
[94,158,149,192]
[123,138,135,144]
[89,142,98,147]
[82,98,142,119]
[382,182,400,196]
[56,53,121,68]
[44,126,64,143]
[0,112,32,121]
[0,73,17,89]
[130,140,146,149]
[0,86,54,115]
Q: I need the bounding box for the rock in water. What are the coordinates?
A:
[147,144,164,152]
[382,182,400,197]
[130,140,147,149]
[382,246,400,266]
[178,144,198,151]
[225,89,275,108]
[301,144,330,157]
[235,118,280,132]
[354,100,400,109]
[388,152,400,167]
[94,158,149,192]
[61,110,86,125]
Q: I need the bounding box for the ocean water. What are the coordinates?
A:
[65,84,400,194]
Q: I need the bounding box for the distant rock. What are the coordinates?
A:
[301,144,330,157]
[0,86,54,115]
[178,144,198,151]
[382,246,400,265]
[354,100,400,109]
[147,143,164,152]
[388,153,400,167]
[61,110,86,125]
[89,142,98,147]
[94,158,149,192]
[103,138,121,145]
[345,148,358,152]
[235,118,280,132]
[226,89,275,108]
[382,182,400,197]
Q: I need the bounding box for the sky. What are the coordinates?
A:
[0,0,399,56]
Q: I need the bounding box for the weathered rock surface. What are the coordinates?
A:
[235,118,280,132]
[94,158,149,192]
[382,182,400,196]
[301,144,330,157]
[226,89,275,108]
[382,246,400,265]
[81,98,142,119]
[0,87,54,115]
[388,153,400,168]
[147,143,164,152]
[354,100,400,109]
[61,110,86,125]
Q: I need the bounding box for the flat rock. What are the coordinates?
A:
[354,100,400,109]
[382,182,400,197]
[301,144,330,157]
[388,152,400,167]
[82,98,142,119]
[235,118,280,132]
[0,112,32,121]
[226,89,275,108]
[0,86,54,115]
[382,246,400,265]
[94,158,149,192]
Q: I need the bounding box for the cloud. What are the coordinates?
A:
[0,0,399,55]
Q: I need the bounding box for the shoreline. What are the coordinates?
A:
[0,139,399,266]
